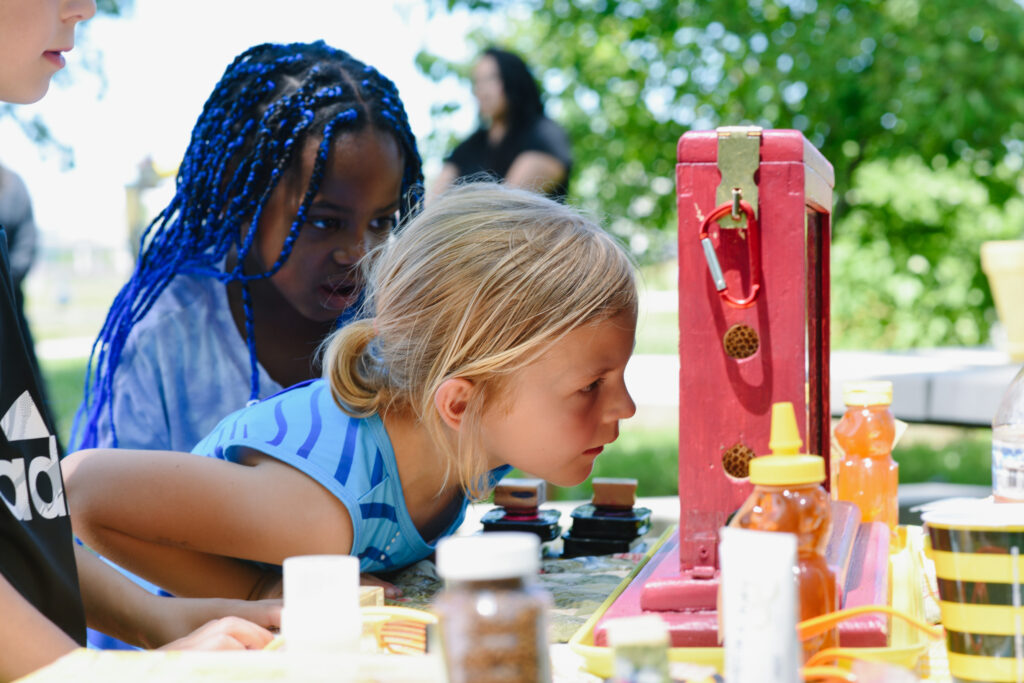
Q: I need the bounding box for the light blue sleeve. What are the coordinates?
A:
[84,280,281,452]
[90,337,172,451]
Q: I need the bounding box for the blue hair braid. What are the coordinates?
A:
[73,40,424,448]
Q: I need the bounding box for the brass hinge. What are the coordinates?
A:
[716,126,762,226]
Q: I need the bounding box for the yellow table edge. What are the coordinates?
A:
[569,525,934,679]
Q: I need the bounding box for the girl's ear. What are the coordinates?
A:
[434,378,475,431]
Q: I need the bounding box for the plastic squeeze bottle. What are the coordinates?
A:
[731,402,838,661]
[992,366,1024,502]
[834,381,899,533]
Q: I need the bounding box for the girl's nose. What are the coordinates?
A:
[609,380,637,422]
[332,241,364,265]
[331,229,369,265]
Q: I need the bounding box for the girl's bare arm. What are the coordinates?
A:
[64,448,355,600]
[0,574,78,682]
[0,548,279,681]
[75,545,279,649]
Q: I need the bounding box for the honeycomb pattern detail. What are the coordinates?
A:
[723,324,759,359]
[722,442,756,479]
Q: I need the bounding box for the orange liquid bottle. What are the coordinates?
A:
[731,403,838,661]
[834,381,898,533]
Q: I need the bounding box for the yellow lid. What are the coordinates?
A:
[749,454,826,485]
[767,402,802,454]
[843,380,893,406]
[749,402,826,485]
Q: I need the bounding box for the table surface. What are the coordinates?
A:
[19,501,956,682]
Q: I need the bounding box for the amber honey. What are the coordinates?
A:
[732,482,839,660]
[835,383,898,534]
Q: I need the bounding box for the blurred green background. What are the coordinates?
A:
[420,0,1024,351]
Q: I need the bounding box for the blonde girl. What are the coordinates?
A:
[64,182,637,598]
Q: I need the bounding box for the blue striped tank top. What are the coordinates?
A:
[192,379,510,572]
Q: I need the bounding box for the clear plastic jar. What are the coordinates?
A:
[433,532,552,683]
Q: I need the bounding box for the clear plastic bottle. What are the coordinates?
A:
[433,532,552,683]
[834,381,899,533]
[992,366,1024,502]
[731,402,838,662]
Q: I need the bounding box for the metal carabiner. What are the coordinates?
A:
[698,200,761,308]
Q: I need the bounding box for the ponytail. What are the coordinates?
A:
[322,319,395,418]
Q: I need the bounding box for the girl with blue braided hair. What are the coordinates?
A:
[72,40,423,453]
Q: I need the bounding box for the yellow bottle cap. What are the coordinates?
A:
[749,402,826,485]
[749,454,826,485]
[843,380,893,406]
[767,402,802,454]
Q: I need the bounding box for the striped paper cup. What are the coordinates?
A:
[924,499,1024,682]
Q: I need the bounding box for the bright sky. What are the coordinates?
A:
[0,0,481,251]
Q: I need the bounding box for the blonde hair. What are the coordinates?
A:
[323,183,637,498]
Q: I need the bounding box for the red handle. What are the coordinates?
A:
[697,200,761,308]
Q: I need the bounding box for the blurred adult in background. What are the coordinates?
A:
[430,47,572,202]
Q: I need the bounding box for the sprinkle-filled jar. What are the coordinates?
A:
[433,532,552,683]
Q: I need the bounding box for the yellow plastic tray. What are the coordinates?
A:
[568,525,933,679]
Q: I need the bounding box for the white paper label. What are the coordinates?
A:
[720,526,801,683]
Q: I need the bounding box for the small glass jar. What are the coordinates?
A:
[433,532,552,683]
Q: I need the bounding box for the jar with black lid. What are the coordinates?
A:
[433,531,552,683]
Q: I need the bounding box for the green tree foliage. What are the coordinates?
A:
[96,0,131,14]
[834,157,1023,348]
[421,0,1024,348]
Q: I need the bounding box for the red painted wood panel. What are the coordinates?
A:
[674,129,833,574]
[595,130,854,645]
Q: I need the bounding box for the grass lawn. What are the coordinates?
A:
[503,423,993,501]
[39,357,89,449]
[894,426,992,487]
[549,423,680,500]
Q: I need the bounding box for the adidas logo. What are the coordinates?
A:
[0,391,67,520]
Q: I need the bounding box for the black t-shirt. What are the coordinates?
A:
[446,116,572,202]
[0,229,86,645]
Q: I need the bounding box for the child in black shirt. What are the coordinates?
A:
[0,1,278,679]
